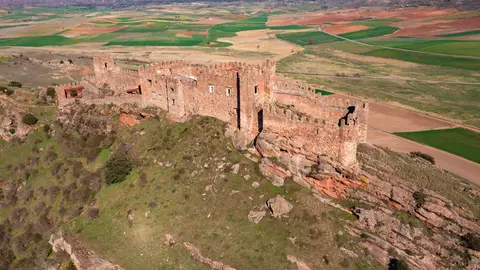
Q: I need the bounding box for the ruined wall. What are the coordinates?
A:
[263,103,360,169]
[62,55,368,168]
[55,82,84,107]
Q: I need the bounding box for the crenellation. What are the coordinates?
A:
[57,54,369,170]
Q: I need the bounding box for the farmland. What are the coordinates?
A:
[394,128,480,164]
[339,26,399,40]
[276,31,341,46]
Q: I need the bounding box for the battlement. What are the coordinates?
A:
[61,54,368,169]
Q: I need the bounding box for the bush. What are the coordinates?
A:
[8,129,15,134]
[68,59,73,64]
[388,258,409,270]
[22,113,38,126]
[105,150,133,185]
[60,60,64,64]
[412,190,427,208]
[85,207,100,220]
[460,233,480,251]
[46,87,56,98]
[409,151,435,165]
[8,81,22,88]
[2,88,14,96]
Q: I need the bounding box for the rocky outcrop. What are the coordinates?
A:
[49,232,123,270]
[183,242,236,270]
[248,210,266,224]
[255,132,480,269]
[287,255,311,270]
[0,99,32,141]
[266,195,293,218]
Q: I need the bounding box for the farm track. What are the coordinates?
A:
[320,29,480,60]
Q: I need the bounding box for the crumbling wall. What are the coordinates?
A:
[60,54,368,168]
[263,103,360,169]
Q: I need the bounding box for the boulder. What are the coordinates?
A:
[164,234,175,247]
[248,211,266,224]
[266,195,293,218]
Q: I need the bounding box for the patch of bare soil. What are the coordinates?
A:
[323,24,370,34]
[218,29,302,60]
[197,17,231,25]
[390,17,480,37]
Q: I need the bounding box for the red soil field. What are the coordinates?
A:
[390,17,480,37]
[322,24,370,34]
[269,7,458,26]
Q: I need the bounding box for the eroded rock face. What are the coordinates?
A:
[266,195,293,218]
[49,232,123,270]
[255,132,480,269]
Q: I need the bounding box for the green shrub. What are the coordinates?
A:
[8,81,22,88]
[105,150,133,185]
[22,113,38,126]
[388,258,409,270]
[412,190,427,208]
[70,89,78,97]
[68,59,73,64]
[46,87,56,98]
[460,233,480,251]
[60,60,64,64]
[409,151,435,164]
[8,128,15,134]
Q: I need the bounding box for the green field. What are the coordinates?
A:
[394,128,480,164]
[276,31,342,46]
[437,30,480,37]
[350,19,401,28]
[210,14,268,33]
[315,89,333,95]
[364,39,480,57]
[363,49,480,70]
[268,25,311,30]
[104,35,205,46]
[339,26,399,40]
[0,35,76,46]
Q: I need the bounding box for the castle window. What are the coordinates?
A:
[148,79,152,85]
[226,87,232,96]
[172,99,175,106]
[254,85,259,95]
[105,63,107,68]
[209,84,214,94]
[170,87,175,93]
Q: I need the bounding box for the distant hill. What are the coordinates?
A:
[0,0,478,11]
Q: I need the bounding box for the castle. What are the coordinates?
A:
[56,55,369,170]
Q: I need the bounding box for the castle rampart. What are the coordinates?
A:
[56,54,369,170]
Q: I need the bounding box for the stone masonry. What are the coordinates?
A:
[55,54,369,170]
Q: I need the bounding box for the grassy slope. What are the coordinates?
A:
[63,115,380,270]
[394,128,480,164]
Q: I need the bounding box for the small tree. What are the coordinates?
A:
[105,150,133,185]
[46,87,56,98]
[308,38,315,45]
[70,89,78,97]
[8,81,22,88]
[68,59,73,64]
[388,258,409,270]
[60,60,64,64]
[22,113,38,126]
[412,190,427,208]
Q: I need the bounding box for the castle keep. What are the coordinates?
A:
[56,55,369,170]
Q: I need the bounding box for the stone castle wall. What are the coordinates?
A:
[56,54,369,170]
